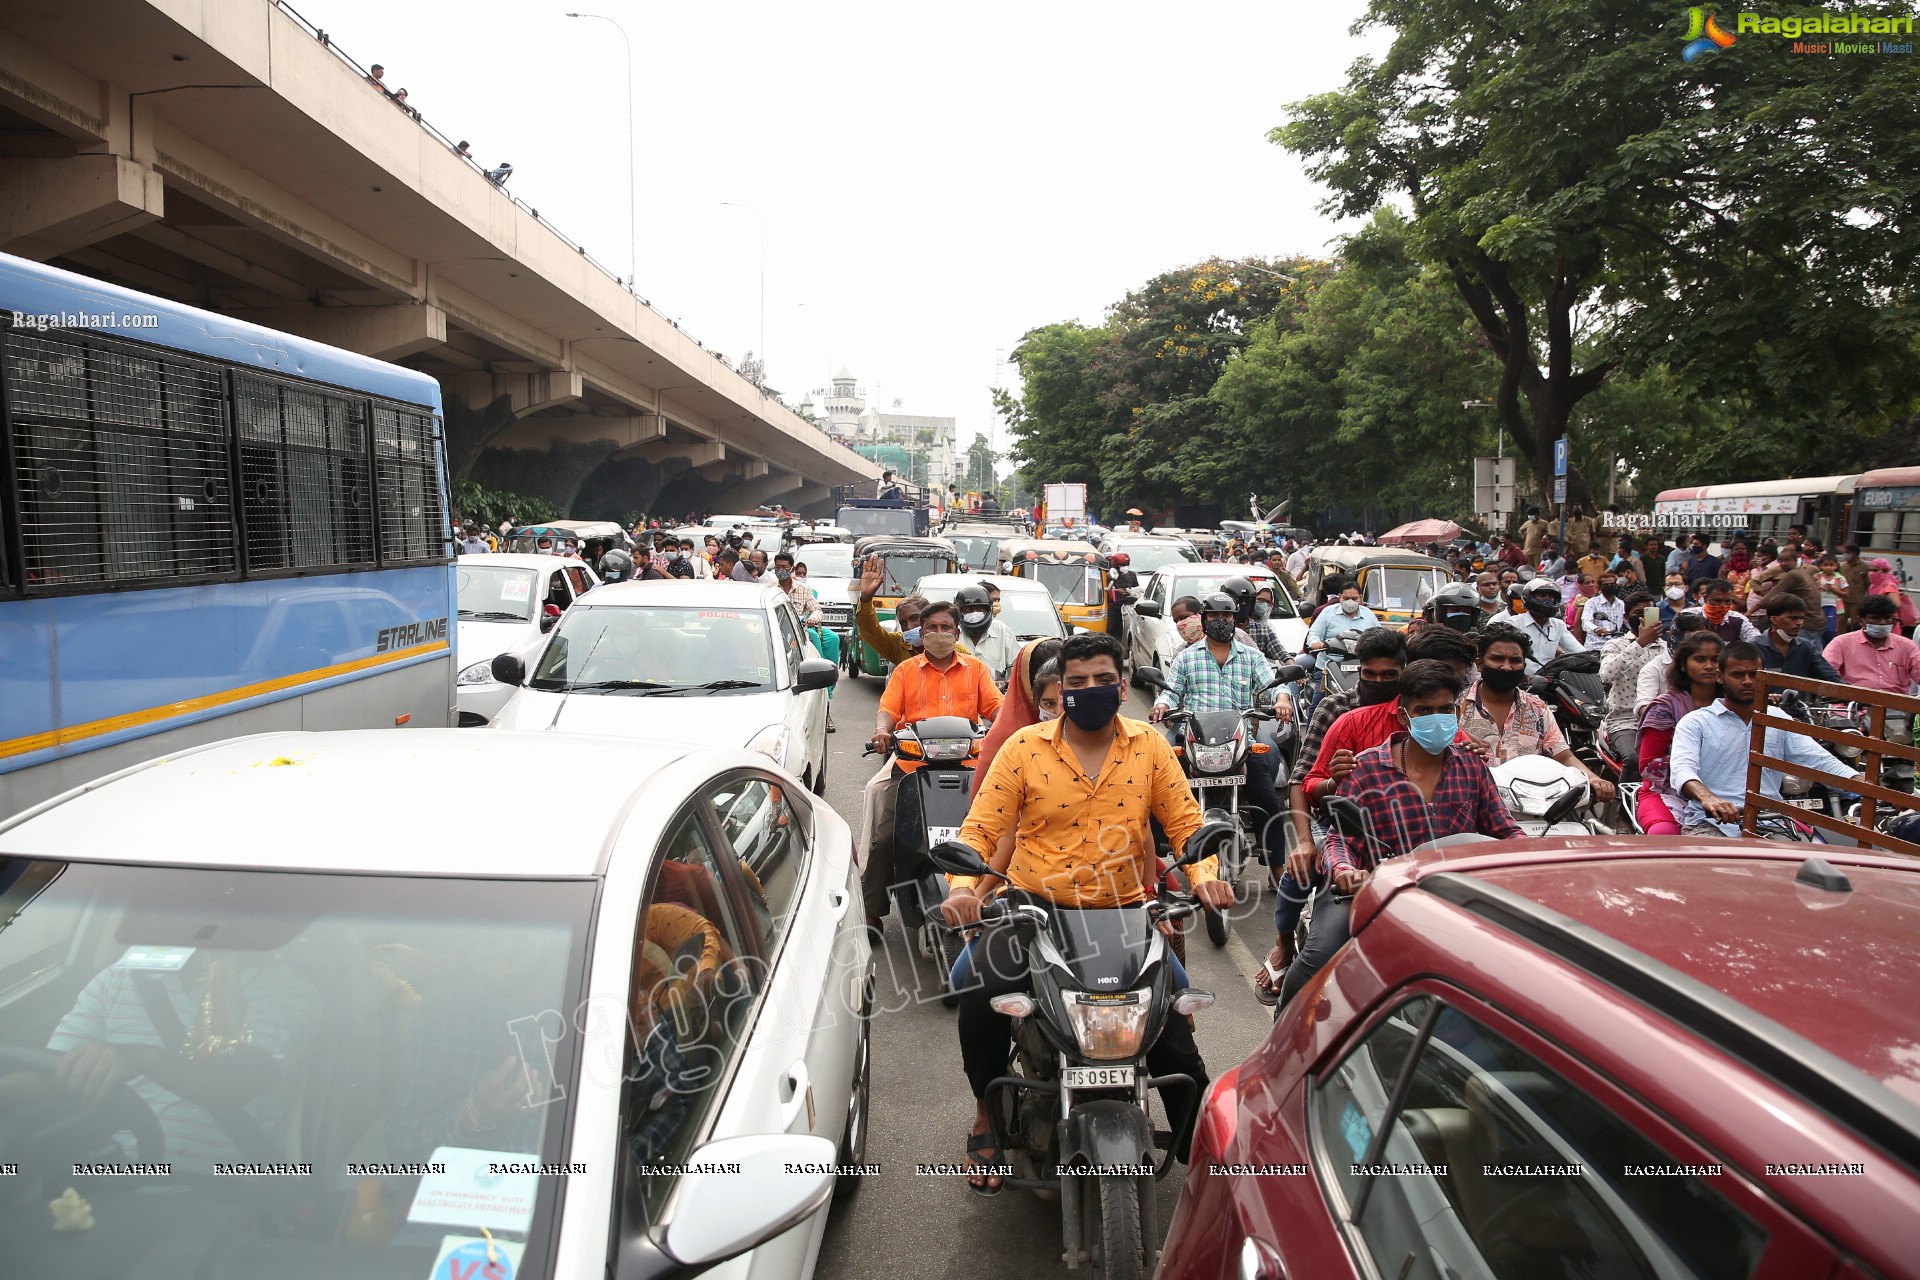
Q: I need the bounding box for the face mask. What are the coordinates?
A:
[1341,600,1361,616]
[1405,711,1458,754]
[1356,679,1398,707]
[1203,617,1237,643]
[1036,705,1059,722]
[920,631,957,660]
[1481,667,1526,693]
[1176,616,1204,644]
[991,600,1003,616]
[1600,582,1617,598]
[1702,604,1730,624]
[1062,681,1122,731]
[1526,600,1557,619]
[900,626,922,647]
[775,568,792,581]
[1253,601,1272,619]
[1665,585,1685,601]
[1579,583,1598,598]
[961,610,989,627]
[1865,623,1894,641]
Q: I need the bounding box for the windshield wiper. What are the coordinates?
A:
[562,679,677,692]
[630,678,763,696]
[459,609,527,621]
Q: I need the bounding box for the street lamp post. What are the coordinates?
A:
[564,12,636,289]
[720,201,765,382]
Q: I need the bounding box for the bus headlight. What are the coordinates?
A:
[457,660,496,686]
[1066,991,1150,1061]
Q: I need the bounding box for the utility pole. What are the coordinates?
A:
[564,13,635,289]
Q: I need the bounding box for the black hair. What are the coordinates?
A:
[1025,637,1064,686]
[1672,611,1709,636]
[773,551,794,567]
[918,599,961,629]
[1669,630,1724,691]
[1623,590,1655,613]
[1060,630,1125,675]
[1354,628,1408,664]
[1761,592,1805,618]
[1860,593,1900,620]
[1702,577,1734,597]
[1031,659,1062,698]
[1721,640,1764,667]
[1406,625,1477,669]
[1399,658,1465,704]
[1476,621,1534,662]
[1171,594,1203,615]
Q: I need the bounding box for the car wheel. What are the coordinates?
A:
[833,983,873,1201]
[812,749,828,796]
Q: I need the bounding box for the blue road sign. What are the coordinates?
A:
[1553,437,1569,477]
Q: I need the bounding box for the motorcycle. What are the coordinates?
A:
[1490,755,1613,836]
[1615,781,1826,842]
[927,825,1232,1280]
[1135,664,1304,948]
[1530,652,1614,782]
[1313,630,1366,705]
[866,715,986,1007]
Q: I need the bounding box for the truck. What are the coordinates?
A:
[1041,482,1087,528]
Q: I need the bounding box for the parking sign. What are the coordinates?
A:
[1553,437,1569,478]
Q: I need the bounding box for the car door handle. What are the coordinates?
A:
[779,1059,812,1130]
[828,888,850,920]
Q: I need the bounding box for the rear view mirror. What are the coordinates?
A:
[1272,663,1306,684]
[1324,795,1368,840]
[1133,599,1163,619]
[794,657,838,693]
[1177,820,1237,868]
[1542,785,1587,826]
[648,1133,837,1271]
[490,653,527,686]
[929,839,993,879]
[1133,666,1167,692]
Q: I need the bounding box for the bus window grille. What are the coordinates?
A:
[6,330,235,590]
[235,372,375,572]
[374,404,446,564]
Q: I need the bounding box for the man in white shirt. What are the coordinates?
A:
[1670,642,1860,837]
[1285,541,1310,583]
[1510,578,1583,674]
[1598,590,1663,764]
[1580,570,1628,652]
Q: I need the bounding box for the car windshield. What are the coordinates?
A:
[1119,542,1199,573]
[0,858,593,1280]
[1365,566,1449,612]
[947,535,1003,572]
[1030,561,1101,605]
[531,604,775,693]
[457,564,539,622]
[869,554,948,597]
[794,543,854,577]
[996,592,1065,640]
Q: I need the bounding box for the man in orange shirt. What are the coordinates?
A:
[861,600,1003,933]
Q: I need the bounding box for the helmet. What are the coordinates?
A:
[1220,575,1256,626]
[597,548,635,583]
[1421,581,1482,632]
[1199,591,1237,617]
[1108,551,1130,567]
[1523,577,1562,613]
[953,584,993,631]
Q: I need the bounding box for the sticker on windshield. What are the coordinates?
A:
[427,1235,525,1280]
[114,945,194,971]
[1383,597,1403,609]
[407,1147,540,1235]
[500,580,530,602]
[699,611,742,619]
[1340,1100,1373,1160]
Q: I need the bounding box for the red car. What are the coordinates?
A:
[1158,837,1920,1280]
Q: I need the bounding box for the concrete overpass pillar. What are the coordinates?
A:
[789,482,832,518]
[0,154,165,259]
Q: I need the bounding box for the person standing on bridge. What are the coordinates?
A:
[366,63,389,95]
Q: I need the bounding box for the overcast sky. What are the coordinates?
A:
[303,0,1387,457]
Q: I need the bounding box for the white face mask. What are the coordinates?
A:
[961,610,988,626]
[1341,599,1361,616]
[1665,586,1685,601]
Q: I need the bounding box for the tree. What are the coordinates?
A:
[1276,0,1920,513]
[994,321,1111,502]
[963,433,998,493]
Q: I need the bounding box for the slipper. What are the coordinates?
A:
[1252,943,1291,1007]
[965,1131,1004,1197]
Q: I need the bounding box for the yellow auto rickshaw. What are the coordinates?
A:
[1301,546,1453,631]
[852,534,959,676]
[1001,538,1110,634]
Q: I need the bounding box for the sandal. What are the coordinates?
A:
[965,1130,1004,1196]
[1252,941,1292,1007]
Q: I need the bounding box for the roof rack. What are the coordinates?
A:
[1419,871,1920,1175]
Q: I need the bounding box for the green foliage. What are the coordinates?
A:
[994,321,1110,502]
[963,433,998,493]
[450,479,558,530]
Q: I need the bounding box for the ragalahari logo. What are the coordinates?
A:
[1682,7,1737,61]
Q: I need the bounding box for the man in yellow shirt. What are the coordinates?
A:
[940,631,1230,1191]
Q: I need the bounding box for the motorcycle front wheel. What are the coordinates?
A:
[1204,902,1230,947]
[1096,1174,1147,1280]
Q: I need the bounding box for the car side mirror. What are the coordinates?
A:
[1133,599,1163,619]
[929,839,993,879]
[794,656,838,693]
[490,653,527,686]
[642,1134,837,1274]
[1133,666,1167,692]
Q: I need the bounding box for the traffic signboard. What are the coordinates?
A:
[1553,476,1568,504]
[1553,437,1569,478]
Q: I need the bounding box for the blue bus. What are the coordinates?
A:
[0,253,455,816]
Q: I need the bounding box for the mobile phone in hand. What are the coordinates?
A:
[1642,605,1661,628]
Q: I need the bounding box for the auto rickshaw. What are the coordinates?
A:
[1000,537,1109,634]
[851,534,959,677]
[1300,546,1453,631]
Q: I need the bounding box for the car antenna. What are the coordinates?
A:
[563,618,610,698]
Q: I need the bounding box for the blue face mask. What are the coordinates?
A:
[1405,712,1457,755]
[1062,681,1123,731]
[900,626,922,647]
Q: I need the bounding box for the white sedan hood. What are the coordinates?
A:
[491,686,788,749]
[457,618,536,668]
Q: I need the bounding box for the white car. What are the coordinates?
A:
[455,553,600,726]
[1127,563,1307,672]
[1094,533,1201,579]
[488,580,838,795]
[0,729,869,1280]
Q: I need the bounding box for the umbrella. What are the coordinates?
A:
[1379,518,1461,547]
[1125,507,1144,517]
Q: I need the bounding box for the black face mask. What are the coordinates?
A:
[1202,617,1237,644]
[1355,679,1399,706]
[1526,599,1558,619]
[1481,667,1526,693]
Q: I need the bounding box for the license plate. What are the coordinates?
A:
[1061,1065,1135,1089]
[1789,798,1824,810]
[1196,773,1246,788]
[927,825,961,844]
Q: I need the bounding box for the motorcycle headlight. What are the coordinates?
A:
[1065,991,1151,1061]
[747,724,792,767]
[1780,773,1812,797]
[1192,744,1237,772]
[920,738,974,762]
[457,660,496,686]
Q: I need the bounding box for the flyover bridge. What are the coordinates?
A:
[0,0,878,517]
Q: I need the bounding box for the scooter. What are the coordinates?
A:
[1489,755,1613,836]
[1135,664,1304,948]
[928,825,1232,1280]
[867,715,986,1007]
[1615,781,1825,842]
[1530,652,1613,781]
[1313,630,1366,705]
